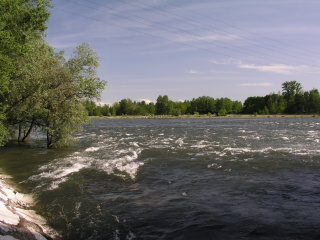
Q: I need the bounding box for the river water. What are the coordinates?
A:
[1,118,320,239]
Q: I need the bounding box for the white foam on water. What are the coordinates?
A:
[126,231,136,240]
[130,142,139,147]
[191,140,208,149]
[85,147,101,152]
[114,229,120,240]
[222,147,296,154]
[101,149,143,180]
[175,138,184,147]
[29,156,93,190]
[221,147,320,156]
[208,163,222,169]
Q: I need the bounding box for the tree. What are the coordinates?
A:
[0,0,50,145]
[282,81,303,99]
[4,38,57,143]
[242,96,266,114]
[282,81,303,113]
[232,101,242,113]
[306,89,320,113]
[3,40,106,148]
[119,98,133,115]
[216,98,232,114]
[156,95,170,115]
[44,43,106,148]
[264,93,286,114]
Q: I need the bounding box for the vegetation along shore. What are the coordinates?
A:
[85,81,320,118]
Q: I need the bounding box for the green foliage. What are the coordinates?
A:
[243,96,266,114]
[156,95,170,115]
[218,108,227,116]
[282,81,303,100]
[0,0,50,146]
[243,81,320,115]
[3,38,105,148]
[232,101,242,113]
[190,96,216,114]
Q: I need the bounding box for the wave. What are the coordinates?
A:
[100,149,143,180]
[29,156,93,190]
[85,146,101,152]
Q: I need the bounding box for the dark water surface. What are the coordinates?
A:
[1,118,320,239]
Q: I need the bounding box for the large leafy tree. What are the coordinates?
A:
[40,43,105,148]
[4,39,106,148]
[0,0,50,145]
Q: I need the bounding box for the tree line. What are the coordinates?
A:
[243,81,320,114]
[84,96,242,117]
[0,0,106,148]
[85,81,320,117]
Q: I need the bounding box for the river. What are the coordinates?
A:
[0,117,320,239]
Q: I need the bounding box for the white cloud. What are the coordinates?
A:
[188,69,200,74]
[173,33,240,43]
[138,98,154,104]
[96,101,111,106]
[238,64,309,75]
[211,58,243,65]
[240,82,273,87]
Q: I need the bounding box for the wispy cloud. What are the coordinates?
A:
[187,69,200,74]
[173,33,240,43]
[238,64,309,74]
[240,82,273,87]
[210,58,243,65]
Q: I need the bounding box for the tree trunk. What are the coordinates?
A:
[18,124,22,142]
[22,121,34,142]
[47,131,52,148]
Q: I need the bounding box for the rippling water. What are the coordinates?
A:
[1,118,320,239]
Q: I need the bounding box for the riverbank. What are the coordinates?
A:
[0,173,57,240]
[90,114,320,119]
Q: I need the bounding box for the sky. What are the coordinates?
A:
[45,0,320,104]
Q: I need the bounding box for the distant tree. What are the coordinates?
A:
[232,101,242,113]
[110,105,117,116]
[83,100,97,116]
[156,95,170,115]
[294,93,306,114]
[306,89,320,113]
[189,96,216,114]
[282,81,303,99]
[101,104,110,116]
[146,102,156,115]
[216,98,232,114]
[242,96,266,114]
[119,98,133,115]
[264,93,286,114]
[282,81,303,113]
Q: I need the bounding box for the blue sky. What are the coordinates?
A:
[46,0,320,104]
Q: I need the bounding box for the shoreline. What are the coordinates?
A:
[0,173,57,240]
[90,114,320,119]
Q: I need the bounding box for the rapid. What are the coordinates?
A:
[1,117,320,239]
